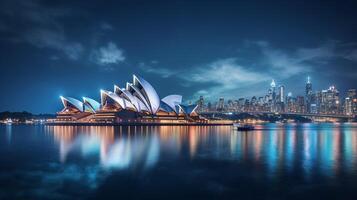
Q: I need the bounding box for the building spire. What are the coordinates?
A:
[270,79,276,88]
[307,76,311,84]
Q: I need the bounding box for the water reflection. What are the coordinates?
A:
[5,125,12,144]
[47,124,357,178]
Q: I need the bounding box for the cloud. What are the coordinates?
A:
[344,49,357,62]
[100,22,114,31]
[143,40,357,101]
[295,42,336,61]
[180,58,271,100]
[261,46,311,78]
[0,0,83,60]
[92,42,125,66]
[184,58,269,85]
[24,28,83,60]
[139,62,177,78]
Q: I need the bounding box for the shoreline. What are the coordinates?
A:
[44,122,234,126]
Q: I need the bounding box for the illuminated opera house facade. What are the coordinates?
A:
[56,75,204,124]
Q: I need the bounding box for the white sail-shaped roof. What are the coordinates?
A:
[59,75,193,117]
[161,95,182,114]
[83,97,101,113]
[133,75,160,114]
[160,101,175,112]
[114,85,138,111]
[100,90,125,108]
[179,104,198,115]
[60,96,83,112]
[126,82,151,112]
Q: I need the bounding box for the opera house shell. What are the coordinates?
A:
[57,75,200,123]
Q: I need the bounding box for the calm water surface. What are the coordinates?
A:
[1,123,357,199]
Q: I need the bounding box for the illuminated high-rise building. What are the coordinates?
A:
[286,92,296,112]
[270,79,277,112]
[320,86,340,114]
[217,97,224,111]
[227,99,234,111]
[279,85,285,103]
[347,89,357,98]
[296,96,305,113]
[305,76,313,113]
[345,89,357,115]
[197,96,205,112]
[345,97,353,115]
[238,98,245,112]
[251,96,257,111]
[278,85,285,112]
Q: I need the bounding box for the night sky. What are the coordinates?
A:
[0,0,357,113]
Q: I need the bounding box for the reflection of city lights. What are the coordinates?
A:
[52,126,160,170]
[48,123,357,179]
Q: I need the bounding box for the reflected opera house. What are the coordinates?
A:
[55,75,206,124]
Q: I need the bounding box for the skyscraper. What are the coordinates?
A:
[346,89,357,115]
[217,97,224,111]
[320,86,340,114]
[345,97,353,115]
[197,96,205,112]
[278,85,285,112]
[270,79,276,112]
[297,96,305,113]
[279,85,285,103]
[286,92,297,112]
[305,76,313,113]
[227,99,234,111]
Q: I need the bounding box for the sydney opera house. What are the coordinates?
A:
[56,75,204,124]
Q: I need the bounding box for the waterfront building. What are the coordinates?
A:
[57,75,201,123]
[310,103,318,114]
[296,96,305,113]
[347,89,357,98]
[238,98,245,112]
[286,92,296,113]
[258,97,264,108]
[233,100,239,111]
[217,97,225,111]
[315,91,322,114]
[279,85,285,103]
[244,99,250,112]
[277,85,285,112]
[268,79,277,112]
[250,96,257,111]
[227,99,235,111]
[197,96,205,112]
[345,89,357,116]
[320,86,340,114]
[305,76,313,113]
[345,97,353,115]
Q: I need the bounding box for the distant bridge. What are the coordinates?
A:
[199,111,355,119]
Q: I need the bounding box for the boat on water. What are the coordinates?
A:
[233,123,255,131]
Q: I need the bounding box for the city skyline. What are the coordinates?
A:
[1,0,357,113]
[197,76,356,116]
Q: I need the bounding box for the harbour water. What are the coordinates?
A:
[1,123,357,199]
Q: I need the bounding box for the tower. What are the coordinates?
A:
[305,76,313,113]
[278,85,285,112]
[270,79,276,112]
[217,97,224,111]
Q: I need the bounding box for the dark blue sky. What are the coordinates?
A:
[0,0,357,113]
